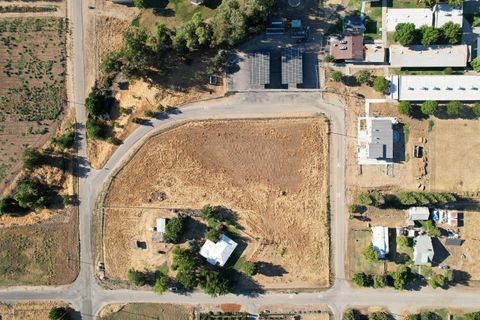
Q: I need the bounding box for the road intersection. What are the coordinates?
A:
[0,1,479,319]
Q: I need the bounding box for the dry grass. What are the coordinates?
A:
[98,303,193,320]
[104,118,330,288]
[0,301,69,320]
[430,119,480,193]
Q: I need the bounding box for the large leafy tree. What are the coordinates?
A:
[441,22,461,45]
[421,100,438,116]
[165,217,185,243]
[420,25,440,46]
[48,307,71,320]
[172,12,212,52]
[198,268,230,297]
[394,23,416,46]
[211,0,248,47]
[13,179,47,210]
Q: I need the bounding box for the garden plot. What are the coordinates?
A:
[104,118,330,289]
[0,17,67,193]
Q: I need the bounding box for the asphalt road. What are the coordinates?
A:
[0,1,480,319]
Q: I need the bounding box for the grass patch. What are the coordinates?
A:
[103,303,192,320]
[157,263,169,275]
[352,230,384,276]
[428,119,435,132]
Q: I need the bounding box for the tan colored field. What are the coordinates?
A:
[104,118,330,288]
[430,119,480,192]
[0,301,69,320]
[99,303,193,320]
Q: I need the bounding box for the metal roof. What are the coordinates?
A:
[445,238,463,246]
[408,207,430,220]
[386,8,433,32]
[200,234,238,267]
[371,226,389,259]
[413,235,434,265]
[249,52,270,86]
[281,47,303,85]
[434,3,463,28]
[389,44,469,68]
[369,119,393,159]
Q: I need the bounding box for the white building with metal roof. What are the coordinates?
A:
[434,3,463,28]
[389,44,470,68]
[389,75,480,101]
[407,207,430,221]
[200,234,238,267]
[358,117,397,165]
[386,8,433,32]
[413,235,434,265]
[371,226,389,259]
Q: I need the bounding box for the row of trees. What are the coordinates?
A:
[330,70,389,94]
[353,265,410,290]
[357,191,456,208]
[399,101,480,118]
[343,309,390,320]
[394,22,461,46]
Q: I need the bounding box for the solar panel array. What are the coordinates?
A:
[281,47,303,85]
[249,52,270,86]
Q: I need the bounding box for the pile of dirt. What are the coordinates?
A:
[104,118,330,288]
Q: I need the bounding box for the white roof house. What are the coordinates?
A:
[407,207,430,221]
[371,226,389,259]
[434,3,463,28]
[200,234,238,267]
[357,117,397,165]
[156,218,166,233]
[389,44,470,68]
[389,75,480,101]
[386,8,433,32]
[413,235,434,265]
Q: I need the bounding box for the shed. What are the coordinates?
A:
[156,218,166,233]
[407,207,430,221]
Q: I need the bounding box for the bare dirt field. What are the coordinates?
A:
[0,301,70,320]
[430,119,480,193]
[98,303,193,320]
[103,118,330,289]
[0,16,67,194]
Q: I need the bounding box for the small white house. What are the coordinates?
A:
[200,234,238,267]
[156,218,166,233]
[371,226,389,259]
[407,207,430,222]
[413,235,434,265]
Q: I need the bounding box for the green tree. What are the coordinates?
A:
[205,228,221,242]
[446,101,461,116]
[421,220,441,237]
[406,314,419,320]
[363,244,379,261]
[465,312,480,320]
[473,103,480,118]
[51,131,75,149]
[428,274,446,289]
[373,275,385,288]
[419,0,437,7]
[444,269,454,282]
[13,179,47,210]
[120,27,152,78]
[86,117,104,140]
[369,312,389,320]
[134,0,144,8]
[100,51,123,74]
[242,260,256,276]
[154,273,169,294]
[127,269,146,286]
[85,85,106,119]
[172,247,198,289]
[373,76,389,93]
[441,22,461,45]
[446,0,462,5]
[343,309,359,320]
[471,57,480,72]
[391,265,408,290]
[155,22,171,50]
[398,101,412,115]
[348,204,362,214]
[165,217,185,243]
[353,272,372,287]
[331,70,343,82]
[421,100,438,116]
[22,148,43,170]
[420,25,440,46]
[394,23,416,46]
[420,312,442,320]
[48,307,70,320]
[198,268,230,297]
[358,191,384,207]
[397,235,411,247]
[211,0,247,47]
[356,69,371,85]
[244,0,274,33]
[172,12,211,52]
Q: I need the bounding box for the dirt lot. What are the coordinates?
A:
[0,301,70,320]
[0,16,67,194]
[430,119,480,193]
[103,118,330,289]
[98,303,193,320]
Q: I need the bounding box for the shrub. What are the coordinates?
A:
[363,243,379,261]
[446,101,461,116]
[331,70,343,82]
[398,101,412,115]
[48,307,70,320]
[86,117,104,140]
[101,51,123,74]
[465,312,480,320]
[473,103,480,118]
[443,67,453,75]
[165,217,184,243]
[396,192,456,206]
[144,109,155,117]
[205,228,221,242]
[373,275,385,288]
[369,312,389,320]
[356,70,371,85]
[472,57,480,72]
[343,309,359,320]
[373,76,389,93]
[420,312,442,320]
[13,179,48,210]
[406,314,418,320]
[154,273,169,294]
[348,204,361,214]
[444,269,454,282]
[85,85,106,119]
[127,269,146,286]
[420,220,441,237]
[420,100,438,116]
[241,260,256,276]
[397,235,411,247]
[353,272,372,287]
[324,54,334,62]
[51,131,75,149]
[22,148,43,170]
[391,265,408,290]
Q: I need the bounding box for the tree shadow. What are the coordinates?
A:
[434,105,479,120]
[203,0,222,9]
[153,8,175,16]
[452,269,471,285]
[144,0,168,8]
[212,205,243,230]
[256,261,288,277]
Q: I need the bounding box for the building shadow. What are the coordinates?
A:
[431,237,450,266]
